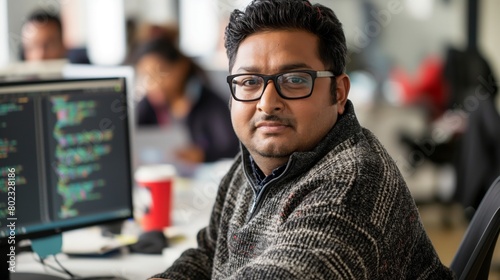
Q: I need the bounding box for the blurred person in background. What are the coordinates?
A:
[21,9,67,61]
[133,37,239,164]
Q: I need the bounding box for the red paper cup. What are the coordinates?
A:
[134,164,176,231]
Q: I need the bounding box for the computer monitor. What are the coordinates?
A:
[0,77,133,279]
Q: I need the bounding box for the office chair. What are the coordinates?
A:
[450,176,500,280]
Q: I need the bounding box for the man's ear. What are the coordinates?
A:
[335,74,350,115]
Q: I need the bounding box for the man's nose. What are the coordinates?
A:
[256,81,284,113]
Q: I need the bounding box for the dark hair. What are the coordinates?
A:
[224,0,347,102]
[131,37,208,85]
[25,9,63,36]
[132,37,184,65]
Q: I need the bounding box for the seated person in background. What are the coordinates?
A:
[133,38,239,163]
[150,0,453,279]
[21,9,67,61]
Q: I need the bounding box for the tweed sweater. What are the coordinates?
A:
[151,101,454,280]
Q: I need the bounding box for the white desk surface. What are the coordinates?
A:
[14,161,231,280]
[16,251,168,279]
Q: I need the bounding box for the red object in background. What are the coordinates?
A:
[135,165,176,231]
[138,179,173,231]
[414,57,449,118]
[391,56,449,119]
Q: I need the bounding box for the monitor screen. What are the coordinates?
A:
[0,78,133,244]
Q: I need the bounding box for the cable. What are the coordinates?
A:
[33,253,80,279]
[53,254,79,279]
[33,253,123,279]
[34,254,67,276]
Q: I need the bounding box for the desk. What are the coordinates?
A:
[14,161,230,279]
[16,251,168,279]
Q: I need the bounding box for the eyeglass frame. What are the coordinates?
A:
[226,70,335,102]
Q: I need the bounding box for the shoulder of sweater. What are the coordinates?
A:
[297,127,402,200]
[313,127,383,174]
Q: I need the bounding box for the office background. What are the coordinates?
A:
[1,0,499,73]
[1,0,500,277]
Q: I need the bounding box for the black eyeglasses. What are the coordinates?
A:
[226,70,335,102]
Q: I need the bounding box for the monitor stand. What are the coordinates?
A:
[0,246,53,279]
[1,235,66,280]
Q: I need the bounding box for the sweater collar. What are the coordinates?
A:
[241,100,361,182]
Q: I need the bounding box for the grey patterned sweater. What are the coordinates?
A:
[151,101,454,279]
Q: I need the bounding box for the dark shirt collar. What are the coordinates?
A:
[249,156,287,188]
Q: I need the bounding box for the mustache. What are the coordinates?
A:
[251,115,295,127]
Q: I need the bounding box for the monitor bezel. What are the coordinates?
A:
[0,77,134,245]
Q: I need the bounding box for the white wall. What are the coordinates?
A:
[0,0,8,66]
[138,0,177,24]
[179,0,219,58]
[60,0,86,48]
[384,0,466,72]
[481,0,500,79]
[85,0,127,65]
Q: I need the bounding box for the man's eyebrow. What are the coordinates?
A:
[236,63,314,74]
[236,66,260,73]
[278,63,313,72]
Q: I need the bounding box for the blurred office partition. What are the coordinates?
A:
[0,0,7,67]
[179,0,219,58]
[139,0,177,25]
[86,0,127,65]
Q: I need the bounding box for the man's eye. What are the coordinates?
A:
[241,78,261,87]
[284,76,307,84]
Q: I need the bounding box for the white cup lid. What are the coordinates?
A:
[134,164,176,182]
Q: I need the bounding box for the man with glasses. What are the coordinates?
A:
[150,0,453,279]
